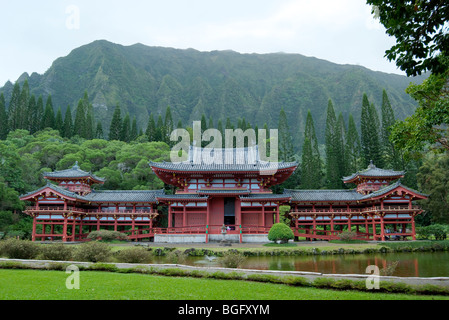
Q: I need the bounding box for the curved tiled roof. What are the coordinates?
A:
[286,189,363,202]
[20,182,86,201]
[150,145,298,172]
[43,162,105,183]
[342,161,404,183]
[84,189,165,203]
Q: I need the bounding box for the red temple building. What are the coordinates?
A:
[20,149,427,243]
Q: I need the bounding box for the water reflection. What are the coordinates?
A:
[184,252,449,278]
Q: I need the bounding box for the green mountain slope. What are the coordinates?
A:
[1,40,423,146]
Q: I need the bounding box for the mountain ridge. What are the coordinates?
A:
[0,40,424,146]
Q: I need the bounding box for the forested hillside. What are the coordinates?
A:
[0,40,424,149]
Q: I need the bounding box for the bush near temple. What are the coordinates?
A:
[0,238,40,259]
[115,247,153,264]
[73,241,112,262]
[268,223,294,244]
[39,243,74,261]
[86,230,128,242]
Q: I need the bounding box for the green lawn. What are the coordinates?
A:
[0,269,447,300]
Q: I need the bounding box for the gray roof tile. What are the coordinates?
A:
[343,161,404,182]
[44,162,105,182]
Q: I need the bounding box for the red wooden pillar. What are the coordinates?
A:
[261,202,266,231]
[168,204,172,231]
[182,203,187,232]
[411,214,416,240]
[131,215,136,238]
[42,223,46,238]
[206,199,210,243]
[71,215,76,241]
[372,214,376,240]
[380,215,385,241]
[62,214,68,242]
[114,215,118,231]
[32,214,37,242]
[79,218,83,240]
[275,203,280,224]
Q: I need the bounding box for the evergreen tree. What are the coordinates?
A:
[109,105,122,141]
[42,95,55,129]
[164,106,174,144]
[278,108,294,161]
[146,113,156,142]
[26,95,36,133]
[177,119,183,129]
[95,121,104,139]
[55,106,64,134]
[35,96,44,132]
[130,116,138,141]
[381,89,402,169]
[325,99,341,188]
[345,113,362,175]
[301,110,322,189]
[63,105,73,138]
[361,93,383,168]
[155,114,164,142]
[17,80,30,130]
[0,93,8,139]
[73,98,86,137]
[85,107,94,140]
[7,82,21,131]
[208,116,214,130]
[121,113,131,142]
[336,112,346,176]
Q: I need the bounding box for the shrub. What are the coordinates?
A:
[115,247,154,264]
[166,250,188,264]
[267,223,294,243]
[73,241,112,262]
[86,230,128,242]
[0,238,40,259]
[40,244,74,261]
[338,231,358,241]
[218,251,246,268]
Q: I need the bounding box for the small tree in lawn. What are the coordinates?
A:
[268,223,294,244]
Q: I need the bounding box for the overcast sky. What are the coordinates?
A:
[0,0,403,86]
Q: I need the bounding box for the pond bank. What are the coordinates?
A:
[109,240,449,257]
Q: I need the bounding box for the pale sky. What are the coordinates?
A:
[0,0,403,86]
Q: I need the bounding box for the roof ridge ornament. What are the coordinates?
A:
[368,160,375,169]
[73,161,80,170]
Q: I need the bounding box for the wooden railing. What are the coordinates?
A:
[290,205,421,215]
[25,206,156,215]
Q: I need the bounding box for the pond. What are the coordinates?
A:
[158,251,449,278]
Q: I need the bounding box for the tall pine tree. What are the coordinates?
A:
[345,113,362,175]
[381,89,402,169]
[121,113,131,142]
[55,106,64,134]
[109,105,122,141]
[63,105,74,138]
[7,82,21,131]
[0,93,8,139]
[325,99,342,188]
[361,93,383,168]
[278,108,294,161]
[146,113,156,142]
[41,95,55,129]
[301,110,322,189]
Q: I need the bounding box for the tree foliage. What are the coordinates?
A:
[367,0,449,76]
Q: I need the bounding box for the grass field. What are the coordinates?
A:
[0,269,447,300]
